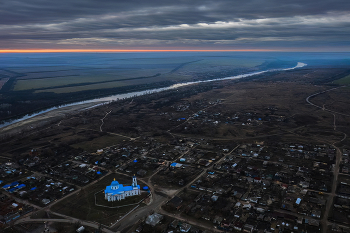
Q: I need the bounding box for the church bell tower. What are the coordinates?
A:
[132,175,137,187]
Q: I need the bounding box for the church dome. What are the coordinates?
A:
[111,180,119,186]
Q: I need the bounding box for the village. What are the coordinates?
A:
[2,135,349,233]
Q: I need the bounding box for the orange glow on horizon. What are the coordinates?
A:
[0,49,280,53]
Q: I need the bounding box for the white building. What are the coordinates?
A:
[104,176,140,201]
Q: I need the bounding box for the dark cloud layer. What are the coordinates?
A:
[1,0,349,50]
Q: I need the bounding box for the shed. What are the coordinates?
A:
[76,226,85,233]
[170,163,183,168]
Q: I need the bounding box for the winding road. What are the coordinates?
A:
[306,86,350,117]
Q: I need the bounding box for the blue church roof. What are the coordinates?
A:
[105,179,140,195]
[123,186,133,191]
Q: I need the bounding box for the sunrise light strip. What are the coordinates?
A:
[0,49,279,53]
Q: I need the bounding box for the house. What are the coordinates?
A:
[180,223,191,232]
[170,219,180,228]
[234,221,244,231]
[243,224,255,233]
[145,213,163,226]
[2,184,11,190]
[42,199,50,205]
[211,195,219,202]
[311,210,321,219]
[168,196,183,210]
[213,216,223,224]
[0,212,21,224]
[243,203,252,209]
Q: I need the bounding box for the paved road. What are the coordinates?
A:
[322,145,342,233]
[112,193,167,231]
[158,209,223,233]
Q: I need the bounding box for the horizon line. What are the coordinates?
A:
[0,49,280,53]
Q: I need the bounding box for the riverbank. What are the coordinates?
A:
[0,101,105,136]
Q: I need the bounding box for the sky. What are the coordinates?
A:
[1,0,350,52]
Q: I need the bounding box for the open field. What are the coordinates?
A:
[179,57,264,72]
[34,75,169,94]
[14,68,171,91]
[71,134,127,152]
[33,73,197,94]
[13,57,263,93]
[334,74,350,85]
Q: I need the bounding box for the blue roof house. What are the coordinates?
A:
[17,184,26,190]
[10,181,19,187]
[2,184,11,189]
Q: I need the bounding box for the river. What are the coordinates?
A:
[0,62,307,129]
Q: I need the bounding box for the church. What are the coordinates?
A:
[104,176,141,202]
